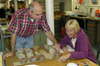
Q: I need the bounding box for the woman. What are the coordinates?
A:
[59,19,97,63]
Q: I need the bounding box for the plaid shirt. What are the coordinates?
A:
[9,8,50,38]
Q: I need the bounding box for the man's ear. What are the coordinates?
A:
[28,10,31,15]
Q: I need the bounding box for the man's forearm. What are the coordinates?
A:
[11,33,16,53]
[45,30,58,45]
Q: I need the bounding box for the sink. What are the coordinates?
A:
[73,14,87,17]
[73,14,100,19]
[78,15,87,17]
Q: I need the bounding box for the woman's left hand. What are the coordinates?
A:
[59,53,71,63]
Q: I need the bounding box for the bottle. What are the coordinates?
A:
[95,9,99,17]
[99,10,100,17]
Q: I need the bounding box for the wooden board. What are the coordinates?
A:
[0,55,3,66]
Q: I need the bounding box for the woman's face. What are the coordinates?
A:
[66,27,77,38]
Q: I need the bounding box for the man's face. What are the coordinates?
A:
[29,8,42,21]
[66,27,76,38]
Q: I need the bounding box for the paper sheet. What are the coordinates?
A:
[59,45,75,53]
[39,50,54,59]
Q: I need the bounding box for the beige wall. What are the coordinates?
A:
[0,3,5,8]
[72,0,100,16]
[64,0,72,11]
[35,0,65,11]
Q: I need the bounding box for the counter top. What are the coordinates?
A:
[63,15,100,21]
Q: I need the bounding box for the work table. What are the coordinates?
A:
[5,47,99,66]
[63,15,100,21]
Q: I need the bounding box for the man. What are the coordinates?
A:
[4,1,60,58]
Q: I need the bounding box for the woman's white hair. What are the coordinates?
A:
[65,19,80,33]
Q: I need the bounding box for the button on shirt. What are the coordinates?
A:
[9,8,50,38]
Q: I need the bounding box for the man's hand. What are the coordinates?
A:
[59,53,71,63]
[45,30,60,52]
[4,33,16,59]
[62,47,69,52]
[4,52,13,59]
[54,43,60,52]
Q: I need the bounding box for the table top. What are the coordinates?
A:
[1,19,9,31]
[0,55,3,66]
[0,18,9,22]
[23,59,98,66]
[1,25,8,28]
[63,15,100,22]
[5,47,99,66]
[5,56,98,66]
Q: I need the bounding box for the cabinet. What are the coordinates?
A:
[97,22,100,45]
[87,20,97,45]
[54,18,61,35]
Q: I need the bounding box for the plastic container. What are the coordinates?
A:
[17,48,23,53]
[33,45,39,51]
[18,54,25,59]
[55,52,61,58]
[26,53,34,58]
[20,58,28,64]
[16,51,23,56]
[66,63,78,66]
[39,55,44,61]
[49,48,55,54]
[44,45,49,49]
[24,47,30,52]
[26,49,33,54]
[29,56,37,62]
[48,45,55,49]
[35,51,40,56]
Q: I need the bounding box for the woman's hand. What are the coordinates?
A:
[62,47,69,52]
[59,53,71,63]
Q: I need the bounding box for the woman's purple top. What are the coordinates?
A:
[60,28,97,63]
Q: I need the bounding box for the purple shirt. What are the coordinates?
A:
[60,28,97,63]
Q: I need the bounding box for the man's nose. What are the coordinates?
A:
[39,15,41,19]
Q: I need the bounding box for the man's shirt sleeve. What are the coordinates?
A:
[8,14,19,34]
[41,14,50,32]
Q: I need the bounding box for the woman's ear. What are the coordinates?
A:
[65,31,67,34]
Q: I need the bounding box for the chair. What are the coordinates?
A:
[96,42,100,60]
[0,19,6,66]
[0,19,5,52]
